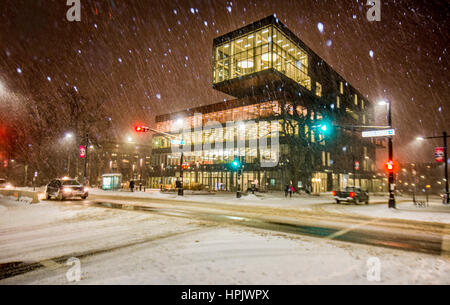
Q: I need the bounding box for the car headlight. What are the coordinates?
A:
[83,187,89,192]
[63,188,72,193]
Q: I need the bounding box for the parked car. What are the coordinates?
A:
[45,178,88,201]
[332,186,369,204]
[0,178,13,189]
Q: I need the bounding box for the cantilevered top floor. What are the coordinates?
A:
[213,15,314,98]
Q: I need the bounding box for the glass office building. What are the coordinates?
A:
[148,16,385,193]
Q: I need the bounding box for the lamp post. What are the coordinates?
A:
[379,100,396,208]
[83,133,89,186]
[417,132,449,204]
[64,132,73,176]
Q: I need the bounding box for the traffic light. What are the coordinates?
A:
[134,125,150,132]
[231,158,242,170]
[315,119,333,137]
[384,160,397,173]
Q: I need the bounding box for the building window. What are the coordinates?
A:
[354,94,358,106]
[213,25,311,90]
[340,81,344,94]
[315,82,322,97]
[361,99,365,109]
[336,96,340,108]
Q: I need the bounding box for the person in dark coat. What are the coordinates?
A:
[129,180,135,192]
[284,184,289,198]
[289,184,295,198]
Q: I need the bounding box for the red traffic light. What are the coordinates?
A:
[384,160,398,173]
[134,125,149,133]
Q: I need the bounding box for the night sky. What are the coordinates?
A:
[0,0,448,164]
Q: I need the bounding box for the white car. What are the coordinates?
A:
[0,179,13,189]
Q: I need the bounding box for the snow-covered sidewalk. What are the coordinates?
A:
[0,196,449,284]
[88,189,450,224]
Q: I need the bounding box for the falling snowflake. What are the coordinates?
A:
[317,22,324,33]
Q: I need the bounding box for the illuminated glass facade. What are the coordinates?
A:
[213,24,311,90]
[147,16,383,193]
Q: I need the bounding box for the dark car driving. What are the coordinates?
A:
[46,178,88,201]
[332,186,369,204]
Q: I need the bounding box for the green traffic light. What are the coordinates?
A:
[321,125,328,131]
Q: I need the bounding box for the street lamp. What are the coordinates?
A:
[63,132,74,176]
[415,132,449,204]
[378,100,396,208]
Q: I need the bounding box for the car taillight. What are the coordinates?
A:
[350,192,355,198]
[331,191,336,196]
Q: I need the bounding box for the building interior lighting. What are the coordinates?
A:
[261,52,277,62]
[237,60,254,68]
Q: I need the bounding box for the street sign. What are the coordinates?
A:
[79,145,86,159]
[362,129,395,138]
[435,147,445,163]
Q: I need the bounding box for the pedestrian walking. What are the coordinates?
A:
[129,180,135,192]
[289,183,295,198]
[284,184,289,198]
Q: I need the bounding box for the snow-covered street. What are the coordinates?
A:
[1,195,449,285]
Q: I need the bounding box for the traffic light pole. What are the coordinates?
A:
[179,148,184,196]
[418,131,449,204]
[444,132,449,204]
[83,133,89,186]
[134,124,185,196]
[387,103,396,208]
